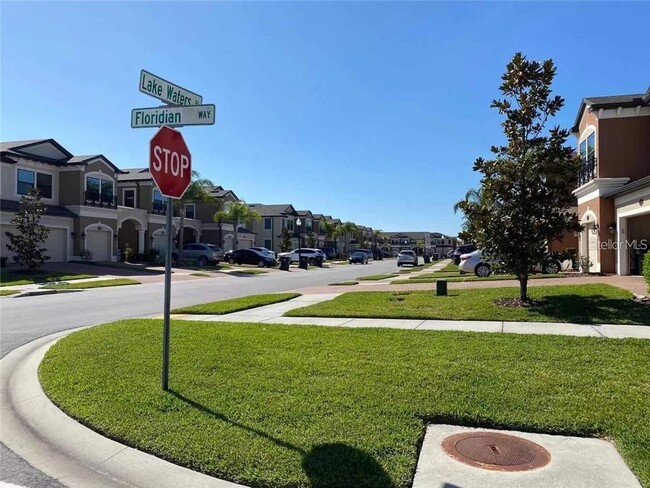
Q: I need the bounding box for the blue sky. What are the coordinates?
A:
[2,2,648,235]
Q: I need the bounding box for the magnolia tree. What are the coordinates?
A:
[5,188,50,270]
[457,53,581,302]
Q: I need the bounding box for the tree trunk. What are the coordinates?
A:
[233,220,239,250]
[218,221,223,249]
[519,275,529,301]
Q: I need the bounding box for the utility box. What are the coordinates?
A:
[436,279,447,296]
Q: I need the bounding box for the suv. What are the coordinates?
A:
[172,243,224,266]
[278,248,327,264]
[397,250,418,267]
[356,249,373,260]
[451,244,477,265]
[224,248,277,267]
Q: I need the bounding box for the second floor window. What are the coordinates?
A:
[287,220,294,231]
[123,188,136,208]
[153,189,164,204]
[86,176,113,198]
[579,131,595,160]
[185,203,195,219]
[17,169,53,198]
[264,218,272,230]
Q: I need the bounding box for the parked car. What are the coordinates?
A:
[172,243,224,266]
[250,247,276,259]
[446,250,455,258]
[318,247,337,259]
[349,250,369,264]
[452,244,477,264]
[224,248,277,267]
[277,248,327,264]
[356,248,373,260]
[459,250,572,277]
[397,250,418,267]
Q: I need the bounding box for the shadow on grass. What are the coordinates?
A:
[536,294,650,325]
[169,390,394,487]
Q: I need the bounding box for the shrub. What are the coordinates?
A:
[643,252,650,292]
[80,249,93,262]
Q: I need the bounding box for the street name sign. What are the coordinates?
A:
[149,126,192,199]
[140,69,203,106]
[132,104,216,128]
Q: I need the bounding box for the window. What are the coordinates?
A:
[579,131,595,160]
[185,203,195,219]
[306,219,312,232]
[86,176,113,197]
[264,239,272,249]
[123,188,136,208]
[153,189,164,203]
[287,219,294,231]
[264,218,272,230]
[17,169,52,198]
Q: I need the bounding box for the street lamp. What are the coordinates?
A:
[296,218,302,264]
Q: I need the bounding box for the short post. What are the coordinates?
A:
[436,279,447,296]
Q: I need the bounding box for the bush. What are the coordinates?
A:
[80,249,93,262]
[643,252,650,292]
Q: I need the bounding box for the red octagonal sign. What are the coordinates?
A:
[149,126,192,199]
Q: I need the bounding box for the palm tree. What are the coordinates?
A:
[213,201,260,251]
[372,229,383,252]
[320,220,337,248]
[335,222,357,256]
[176,171,216,262]
[453,188,483,243]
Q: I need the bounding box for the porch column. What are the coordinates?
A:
[617,216,628,275]
[138,229,146,254]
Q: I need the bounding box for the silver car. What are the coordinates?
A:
[174,243,224,266]
[397,250,418,267]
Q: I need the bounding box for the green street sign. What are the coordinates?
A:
[139,69,203,106]
[131,104,216,128]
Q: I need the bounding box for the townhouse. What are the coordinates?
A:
[572,85,650,275]
[247,203,299,254]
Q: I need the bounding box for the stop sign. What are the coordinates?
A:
[149,126,192,199]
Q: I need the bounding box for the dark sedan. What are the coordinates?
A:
[349,251,369,264]
[224,248,277,267]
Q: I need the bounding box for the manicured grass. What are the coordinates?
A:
[0,289,19,296]
[43,278,140,289]
[357,274,398,281]
[228,269,269,275]
[286,284,650,325]
[172,293,300,315]
[0,270,96,287]
[190,272,210,277]
[391,273,566,285]
[40,321,650,487]
[329,281,359,286]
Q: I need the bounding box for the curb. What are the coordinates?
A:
[0,329,246,488]
[13,289,84,298]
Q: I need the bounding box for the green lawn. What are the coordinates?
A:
[172,293,301,314]
[357,274,398,281]
[228,269,269,275]
[0,270,96,287]
[286,284,650,325]
[43,278,140,289]
[391,273,566,284]
[40,321,650,487]
[329,281,359,286]
[0,289,19,296]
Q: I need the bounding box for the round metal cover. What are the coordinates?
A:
[441,431,551,472]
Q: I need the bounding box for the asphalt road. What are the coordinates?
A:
[0,259,398,488]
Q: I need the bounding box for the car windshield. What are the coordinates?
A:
[207,245,221,252]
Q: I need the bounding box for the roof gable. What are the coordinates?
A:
[1,139,72,163]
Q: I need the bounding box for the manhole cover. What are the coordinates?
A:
[441,431,551,472]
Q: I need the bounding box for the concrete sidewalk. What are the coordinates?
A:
[169,294,650,339]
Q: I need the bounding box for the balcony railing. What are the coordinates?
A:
[152,201,166,215]
[84,191,117,209]
[578,155,597,186]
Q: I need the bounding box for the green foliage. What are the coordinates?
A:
[306,232,317,248]
[5,188,50,270]
[44,278,140,289]
[172,293,300,314]
[0,270,95,287]
[279,228,293,252]
[80,249,93,262]
[41,321,650,487]
[457,53,582,300]
[123,244,134,263]
[643,252,650,292]
[213,201,260,250]
[176,171,217,259]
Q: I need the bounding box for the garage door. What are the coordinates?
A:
[1,225,67,262]
[86,230,111,261]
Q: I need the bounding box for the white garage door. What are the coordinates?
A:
[86,230,111,261]
[1,225,67,262]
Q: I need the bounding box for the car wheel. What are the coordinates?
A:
[258,260,265,268]
[308,258,315,265]
[544,261,560,274]
[397,263,402,267]
[198,256,208,267]
[475,263,491,277]
[229,258,235,265]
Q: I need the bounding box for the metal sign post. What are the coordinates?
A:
[162,197,173,390]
